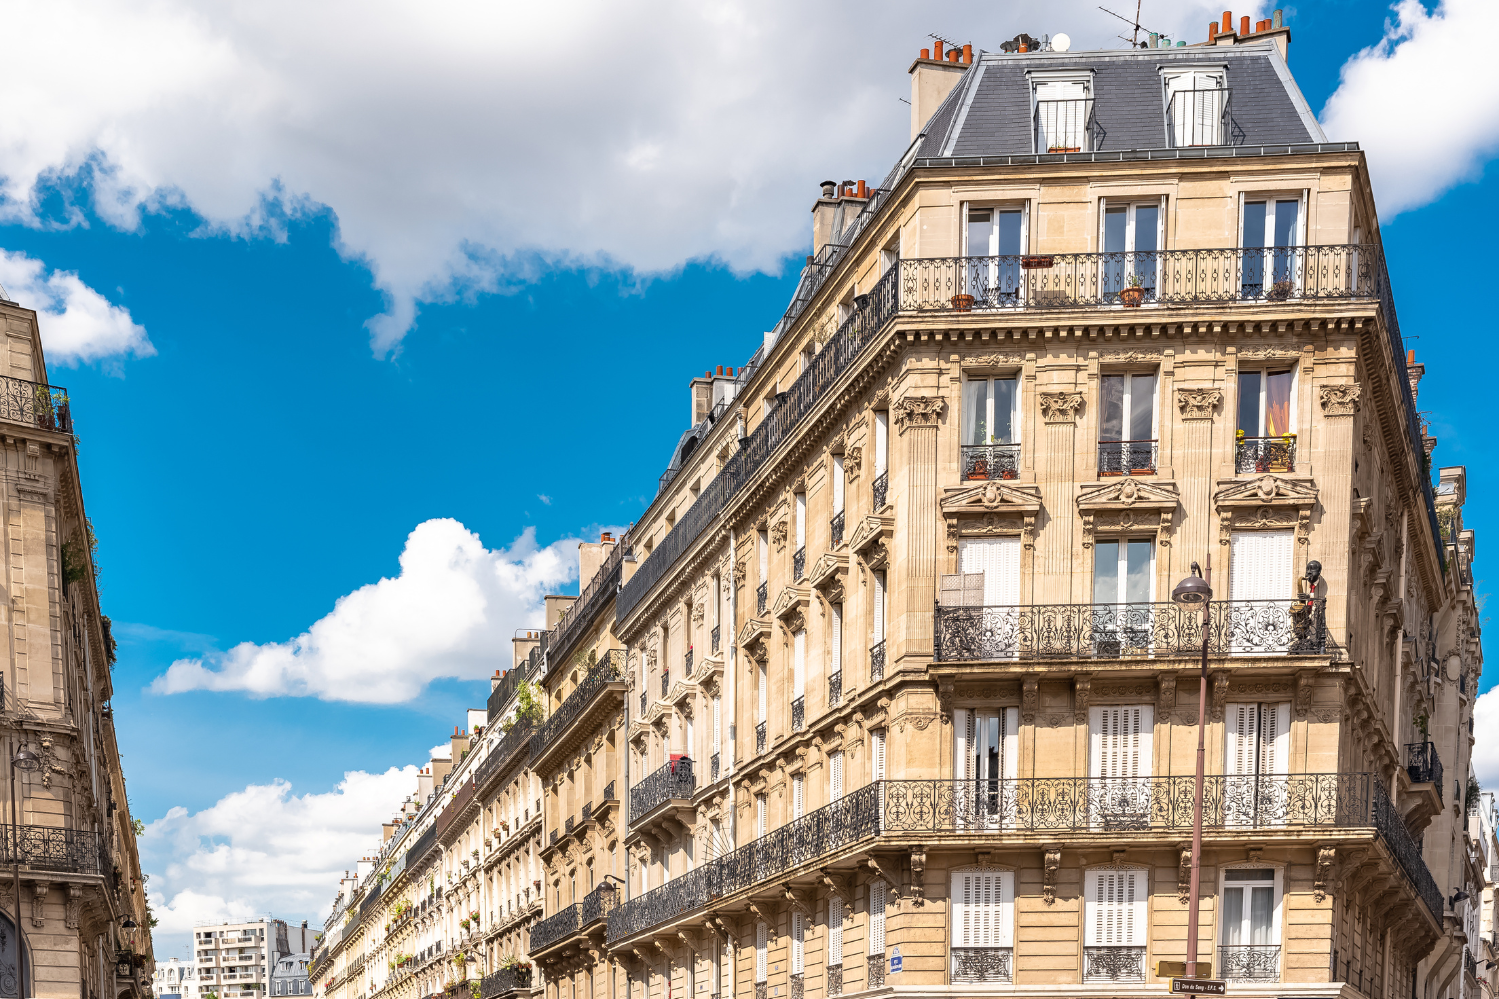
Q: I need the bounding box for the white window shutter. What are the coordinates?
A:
[793,630,806,697]
[868,882,887,954]
[833,455,845,512]
[1264,702,1290,774]
[958,538,1021,606]
[1002,707,1019,780]
[952,871,1013,947]
[872,730,887,781]
[873,572,886,641]
[1089,705,1154,778]
[1086,868,1144,946]
[1225,703,1257,776]
[830,752,844,802]
[1229,530,1294,602]
[758,665,767,720]
[831,605,843,673]
[874,412,888,474]
[713,696,722,757]
[756,923,767,982]
[756,795,766,837]
[795,493,806,547]
[791,913,804,974]
[828,897,844,966]
[953,708,971,781]
[793,774,804,819]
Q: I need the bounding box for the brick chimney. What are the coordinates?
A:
[908,40,971,142]
[1206,9,1290,61]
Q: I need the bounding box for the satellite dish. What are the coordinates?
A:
[1052,32,1071,52]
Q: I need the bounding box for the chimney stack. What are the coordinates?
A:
[908,38,970,142]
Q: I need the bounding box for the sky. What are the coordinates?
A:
[0,0,1493,961]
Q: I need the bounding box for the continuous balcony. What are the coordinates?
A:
[530,650,625,773]
[527,884,616,959]
[606,773,1440,945]
[629,759,696,830]
[934,599,1329,662]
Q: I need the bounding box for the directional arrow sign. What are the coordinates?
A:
[1169,978,1226,996]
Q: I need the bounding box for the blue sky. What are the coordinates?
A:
[0,0,1491,959]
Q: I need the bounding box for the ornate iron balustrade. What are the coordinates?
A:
[548,830,557,846]
[579,883,617,927]
[711,626,720,654]
[685,650,693,674]
[870,641,886,681]
[640,692,647,715]
[528,903,579,954]
[1098,440,1158,476]
[474,720,535,790]
[791,696,805,731]
[951,947,1012,983]
[601,781,616,802]
[607,782,881,943]
[898,245,1379,313]
[0,377,71,435]
[661,672,670,697]
[13,827,106,876]
[828,671,842,707]
[756,583,768,615]
[1034,97,1099,153]
[580,801,592,823]
[872,471,888,509]
[1406,742,1443,797]
[630,759,696,823]
[756,722,766,755]
[830,512,845,545]
[480,967,532,998]
[793,546,806,580]
[934,599,1328,662]
[1220,945,1280,981]
[548,540,630,669]
[866,955,884,988]
[1235,435,1296,474]
[487,651,540,724]
[961,444,1021,481]
[531,651,624,754]
[711,754,720,781]
[564,816,574,834]
[1084,946,1145,982]
[1166,88,1234,147]
[827,967,841,997]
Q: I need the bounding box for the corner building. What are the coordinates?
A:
[527,16,1487,999]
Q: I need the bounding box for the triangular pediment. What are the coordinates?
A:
[940,481,1043,516]
[771,584,810,623]
[1213,474,1318,508]
[848,514,894,557]
[737,618,770,649]
[1077,478,1180,512]
[807,551,847,591]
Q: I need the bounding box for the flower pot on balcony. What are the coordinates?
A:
[950,294,976,312]
[1268,280,1294,302]
[1000,468,1018,480]
[967,459,989,480]
[1119,286,1145,308]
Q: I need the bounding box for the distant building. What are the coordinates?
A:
[153,958,203,999]
[271,953,311,997]
[195,920,316,999]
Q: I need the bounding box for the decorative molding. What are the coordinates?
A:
[30,884,45,928]
[1237,347,1301,361]
[1176,387,1223,420]
[770,520,788,553]
[1021,677,1038,726]
[1212,475,1318,549]
[1314,846,1337,901]
[940,483,1043,553]
[1178,847,1192,904]
[1158,675,1177,717]
[1042,846,1061,905]
[1077,478,1179,548]
[1104,350,1161,364]
[961,352,1024,367]
[1319,382,1362,417]
[1210,671,1229,722]
[1038,391,1085,424]
[1073,675,1092,723]
[909,849,927,904]
[892,395,944,432]
[844,444,863,481]
[1294,671,1316,718]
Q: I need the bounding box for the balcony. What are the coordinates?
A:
[1235,434,1296,474]
[960,444,1020,481]
[1084,946,1145,982]
[1406,742,1444,798]
[684,649,693,675]
[1098,440,1158,476]
[828,671,842,708]
[0,377,72,434]
[531,651,625,771]
[933,599,1328,662]
[755,722,766,755]
[872,471,888,509]
[1034,98,1098,154]
[629,758,696,826]
[711,626,720,654]
[830,512,845,545]
[951,947,1011,983]
[1220,944,1280,981]
[711,753,720,781]
[0,825,104,874]
[791,696,805,732]
[793,546,806,580]
[870,641,886,681]
[661,671,669,698]
[1166,88,1233,147]
[756,582,768,615]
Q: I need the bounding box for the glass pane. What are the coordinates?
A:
[964,379,989,444]
[1133,205,1159,253]
[997,210,1023,296]
[1093,541,1120,604]
[997,210,1023,255]
[967,210,993,257]
[1125,540,1152,603]
[1242,202,1267,249]
[1128,373,1155,441]
[992,378,1016,443]
[1100,375,1124,441]
[1237,372,1262,434]
[1241,201,1267,297]
[1222,887,1245,946]
[1249,886,1274,944]
[1265,371,1292,437]
[1104,206,1128,253]
[1273,200,1299,247]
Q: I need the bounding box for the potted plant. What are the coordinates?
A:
[1267,279,1294,302]
[967,454,989,480]
[1119,273,1146,308]
[950,293,976,312]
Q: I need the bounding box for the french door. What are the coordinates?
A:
[1224,702,1290,826]
[953,707,1018,828]
[1089,705,1153,829]
[965,206,1026,307]
[1241,197,1302,299]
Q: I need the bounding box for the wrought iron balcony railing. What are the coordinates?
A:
[1166,88,1234,147]
[866,955,884,988]
[630,758,696,823]
[1084,946,1145,982]
[828,671,842,708]
[952,947,1011,983]
[1406,742,1444,797]
[1235,435,1296,474]
[755,722,766,755]
[579,883,617,927]
[872,470,888,509]
[934,599,1328,662]
[711,626,720,654]
[0,825,105,875]
[661,671,669,697]
[711,753,720,781]
[793,546,806,580]
[527,903,579,954]
[531,650,624,755]
[1220,945,1280,981]
[601,781,616,802]
[685,649,693,674]
[0,377,72,435]
[480,967,532,998]
[791,696,805,731]
[1034,98,1099,153]
[640,692,647,715]
[830,511,845,545]
[756,583,768,615]
[961,443,1021,481]
[870,640,886,681]
[1098,439,1158,476]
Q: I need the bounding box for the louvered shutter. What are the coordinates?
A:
[712,696,721,758]
[791,913,805,973]
[951,870,1014,949]
[874,412,889,475]
[831,604,843,673]
[758,665,767,720]
[1034,79,1088,151]
[872,730,886,781]
[756,795,766,837]
[873,572,886,641]
[1262,702,1290,774]
[830,751,844,802]
[954,708,972,780]
[795,493,806,548]
[833,455,845,512]
[793,774,804,819]
[755,923,767,982]
[793,629,806,697]
[959,539,1021,606]
[1089,705,1154,778]
[1225,703,1258,776]
[828,897,844,966]
[1229,530,1294,602]
[1085,868,1144,945]
[868,883,887,955]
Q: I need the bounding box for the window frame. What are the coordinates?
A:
[1216,864,1283,950]
[1027,69,1095,153]
[1235,366,1297,439]
[961,374,1023,447]
[1161,66,1228,147]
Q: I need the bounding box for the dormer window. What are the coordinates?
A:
[1030,73,1095,153]
[1164,68,1229,146]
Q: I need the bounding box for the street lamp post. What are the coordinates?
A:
[1171,559,1213,981]
[8,744,38,999]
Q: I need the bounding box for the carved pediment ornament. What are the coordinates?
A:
[772,586,810,633]
[770,520,788,553]
[1213,475,1317,547]
[844,444,864,480]
[892,395,945,431]
[807,551,849,602]
[1319,382,1362,417]
[1038,391,1085,424]
[1077,479,1179,548]
[1176,387,1223,420]
[848,514,894,567]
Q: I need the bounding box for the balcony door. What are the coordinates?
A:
[957,538,1021,659]
[1241,196,1303,299]
[1165,70,1226,146]
[964,206,1026,307]
[1035,78,1091,152]
[1219,868,1280,981]
[1102,201,1161,302]
[1083,867,1147,981]
[950,869,1015,982]
[1228,530,1294,653]
[962,376,1020,480]
[954,707,1018,829]
[1099,373,1157,475]
[1089,705,1153,829]
[1224,702,1290,827]
[1091,538,1154,656]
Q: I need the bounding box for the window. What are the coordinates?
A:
[755,922,768,983]
[963,376,1020,447]
[953,708,1017,828]
[1241,197,1303,299]
[1091,538,1154,655]
[1225,703,1290,825]
[1164,69,1227,146]
[829,750,844,802]
[1032,75,1092,152]
[712,696,721,762]
[1088,706,1153,826]
[950,869,1014,982]
[830,603,843,690]
[792,774,805,819]
[964,207,1026,306]
[793,629,806,703]
[758,663,767,723]
[828,896,844,967]
[832,454,845,515]
[1102,202,1161,301]
[956,538,1021,607]
[1219,868,1280,981]
[873,412,888,476]
[872,572,887,646]
[871,729,886,782]
[1084,867,1147,981]
[794,493,806,551]
[758,530,769,583]
[791,912,805,974]
[756,795,767,838]
[1228,530,1294,604]
[1098,372,1157,474]
[868,882,887,956]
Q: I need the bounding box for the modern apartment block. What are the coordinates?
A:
[0,297,155,998]
[197,919,315,999]
[511,14,1488,999]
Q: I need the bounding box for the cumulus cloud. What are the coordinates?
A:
[1320,0,1499,215]
[0,249,153,366]
[0,0,1246,354]
[142,767,418,954]
[150,519,581,703]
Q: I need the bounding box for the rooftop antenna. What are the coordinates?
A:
[1099,2,1163,46]
[927,32,961,50]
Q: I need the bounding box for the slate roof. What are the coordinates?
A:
[913,39,1324,160]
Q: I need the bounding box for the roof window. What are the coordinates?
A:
[1029,71,1095,153]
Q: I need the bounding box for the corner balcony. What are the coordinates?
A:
[528,884,616,960]
[628,758,696,843]
[0,377,72,435]
[605,773,1441,946]
[933,599,1329,663]
[529,650,625,773]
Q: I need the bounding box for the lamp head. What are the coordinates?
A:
[1451,890,1471,907]
[11,749,39,772]
[1171,574,1213,606]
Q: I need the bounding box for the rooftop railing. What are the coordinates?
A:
[934,599,1328,662]
[530,650,625,757]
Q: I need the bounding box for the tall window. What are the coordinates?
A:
[950,869,1015,982]
[794,492,806,551]
[791,913,805,975]
[1091,539,1154,655]
[1033,77,1092,152]
[872,572,887,648]
[756,795,767,838]
[954,708,1017,827]
[1099,372,1157,474]
[1102,202,1161,300]
[1219,868,1279,980]
[1241,197,1302,299]
[1237,369,1293,439]
[828,897,844,968]
[792,774,804,819]
[963,377,1020,447]
[829,751,844,803]
[1088,706,1153,824]
[1164,70,1226,146]
[712,696,721,764]
[1083,867,1147,981]
[956,537,1021,607]
[868,882,887,957]
[793,629,807,706]
[873,413,888,477]
[1225,703,1290,825]
[758,663,767,723]
[870,730,886,782]
[832,454,845,515]
[829,603,843,701]
[1228,531,1294,603]
[964,207,1025,306]
[755,923,767,983]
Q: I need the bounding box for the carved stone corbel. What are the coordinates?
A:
[1314,846,1338,901]
[30,884,45,928]
[818,870,855,917]
[867,857,900,898]
[1210,671,1229,722]
[1158,674,1177,717]
[781,886,812,916]
[1178,847,1191,904]
[65,885,80,930]
[1073,675,1092,723]
[909,849,926,905]
[1022,677,1038,725]
[1295,670,1316,718]
[1042,846,1061,905]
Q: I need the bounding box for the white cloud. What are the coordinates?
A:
[142,766,418,955]
[0,249,153,366]
[1320,0,1499,215]
[150,519,580,703]
[1473,689,1499,789]
[0,0,1246,355]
